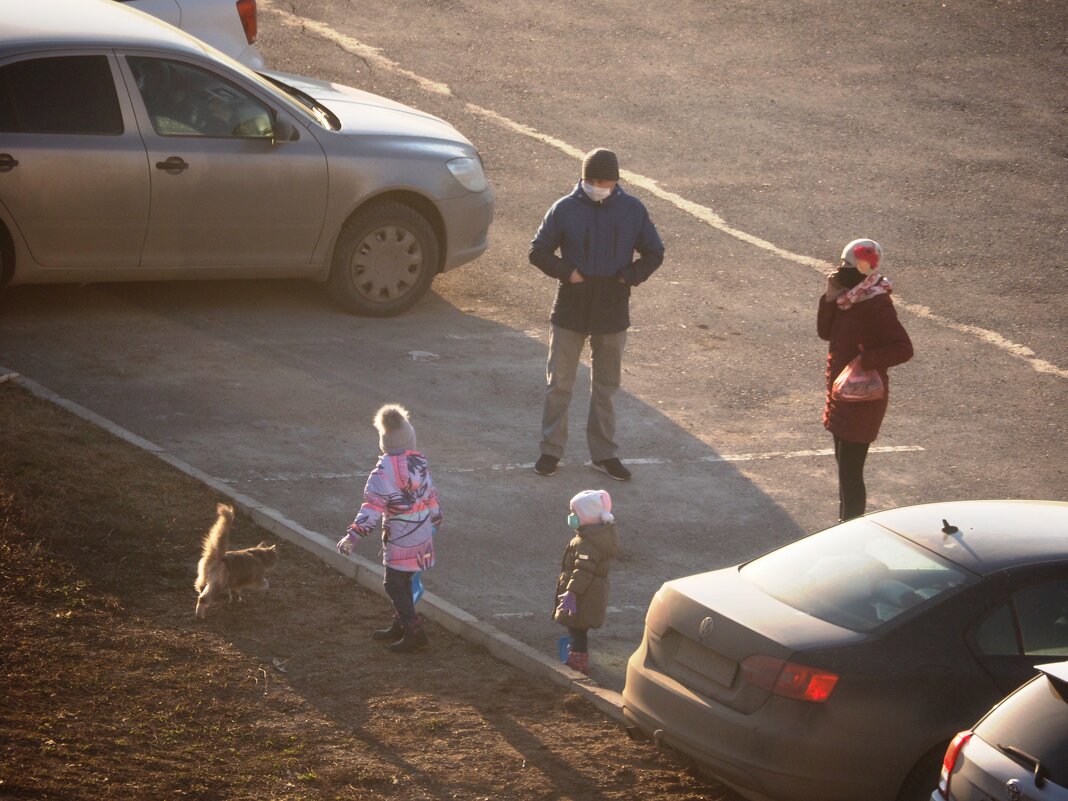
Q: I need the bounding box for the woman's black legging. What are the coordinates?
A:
[833,434,871,521]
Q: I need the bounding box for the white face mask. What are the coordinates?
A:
[581,181,613,202]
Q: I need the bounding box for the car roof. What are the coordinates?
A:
[0,0,207,60]
[866,500,1068,575]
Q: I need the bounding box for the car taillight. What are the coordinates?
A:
[741,655,839,703]
[936,731,972,799]
[236,0,257,44]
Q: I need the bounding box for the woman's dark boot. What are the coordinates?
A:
[371,618,404,642]
[389,619,429,653]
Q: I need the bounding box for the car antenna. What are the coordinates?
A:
[942,519,959,535]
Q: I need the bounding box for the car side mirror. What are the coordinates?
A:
[272,116,299,145]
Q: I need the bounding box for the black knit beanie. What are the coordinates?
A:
[581,148,619,182]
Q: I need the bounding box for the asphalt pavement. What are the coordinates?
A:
[1,0,1064,689]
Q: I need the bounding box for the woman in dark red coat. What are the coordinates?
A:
[818,239,913,521]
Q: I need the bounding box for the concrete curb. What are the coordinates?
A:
[1,369,626,722]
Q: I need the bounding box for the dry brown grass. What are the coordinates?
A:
[0,382,733,800]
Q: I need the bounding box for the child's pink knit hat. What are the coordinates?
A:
[570,489,614,526]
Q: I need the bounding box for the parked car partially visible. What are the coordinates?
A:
[933,660,1068,801]
[0,0,494,316]
[622,500,1068,801]
[118,0,263,68]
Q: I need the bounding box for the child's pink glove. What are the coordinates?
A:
[336,528,360,556]
[556,590,577,617]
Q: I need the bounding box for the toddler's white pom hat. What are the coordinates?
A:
[374,403,416,452]
[570,489,614,526]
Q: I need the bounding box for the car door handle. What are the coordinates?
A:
[0,153,19,172]
[155,156,189,173]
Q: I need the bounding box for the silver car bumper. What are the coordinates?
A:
[438,187,494,272]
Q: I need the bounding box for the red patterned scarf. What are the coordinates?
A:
[837,273,892,310]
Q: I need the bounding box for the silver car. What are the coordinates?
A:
[932,661,1068,801]
[118,0,264,68]
[0,0,494,316]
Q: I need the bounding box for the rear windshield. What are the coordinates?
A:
[976,673,1068,782]
[741,521,973,633]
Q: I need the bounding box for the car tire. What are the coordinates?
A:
[896,741,948,801]
[0,222,14,287]
[327,201,439,317]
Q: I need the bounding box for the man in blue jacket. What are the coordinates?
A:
[529,148,665,481]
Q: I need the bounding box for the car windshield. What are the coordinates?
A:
[741,520,974,633]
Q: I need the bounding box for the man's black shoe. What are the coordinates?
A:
[591,458,631,481]
[534,454,559,476]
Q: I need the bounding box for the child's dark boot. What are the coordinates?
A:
[372,617,404,642]
[390,617,429,653]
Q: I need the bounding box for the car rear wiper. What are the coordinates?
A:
[998,744,1051,788]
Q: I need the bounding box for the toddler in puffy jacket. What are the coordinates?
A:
[553,489,618,675]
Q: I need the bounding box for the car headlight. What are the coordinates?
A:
[446,156,488,192]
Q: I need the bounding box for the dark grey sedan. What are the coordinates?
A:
[622,500,1068,801]
[0,0,494,316]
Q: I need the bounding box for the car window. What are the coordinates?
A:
[0,56,123,135]
[1016,580,1068,657]
[741,522,973,633]
[974,672,1068,781]
[127,56,272,138]
[976,580,1068,657]
[974,602,1019,655]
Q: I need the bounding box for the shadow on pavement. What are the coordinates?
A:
[0,278,809,691]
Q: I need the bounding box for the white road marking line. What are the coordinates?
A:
[261,2,1067,381]
[703,444,924,462]
[227,445,924,482]
[443,331,541,340]
[892,301,1066,377]
[457,445,923,473]
[267,6,453,97]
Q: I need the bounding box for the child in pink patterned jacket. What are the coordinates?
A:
[337,403,442,653]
